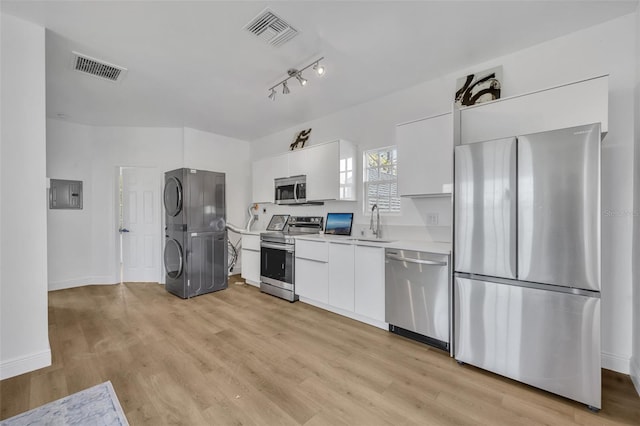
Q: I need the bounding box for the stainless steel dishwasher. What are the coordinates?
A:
[385,249,451,352]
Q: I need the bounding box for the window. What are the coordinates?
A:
[339,156,354,200]
[363,146,400,213]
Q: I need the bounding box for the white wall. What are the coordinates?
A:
[46,123,251,288]
[631,1,640,396]
[90,126,184,285]
[0,14,51,379]
[182,127,251,269]
[47,121,184,288]
[47,120,94,289]
[250,13,637,374]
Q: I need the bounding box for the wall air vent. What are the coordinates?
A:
[71,51,127,82]
[244,8,299,47]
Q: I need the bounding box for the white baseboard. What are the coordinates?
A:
[48,275,118,291]
[0,349,51,380]
[631,356,640,397]
[602,351,630,374]
[299,297,388,331]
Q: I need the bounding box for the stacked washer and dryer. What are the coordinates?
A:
[163,168,228,298]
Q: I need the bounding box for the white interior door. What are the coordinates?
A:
[120,167,161,282]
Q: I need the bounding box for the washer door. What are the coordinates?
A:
[164,238,184,279]
[163,176,183,217]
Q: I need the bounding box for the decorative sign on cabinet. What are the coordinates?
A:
[396,112,453,197]
[251,139,356,203]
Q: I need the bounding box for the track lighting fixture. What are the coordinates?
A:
[267,57,325,101]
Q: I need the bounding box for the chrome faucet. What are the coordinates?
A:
[370,203,381,238]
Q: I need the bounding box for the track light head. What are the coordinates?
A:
[268,88,276,100]
[282,81,290,94]
[313,62,325,76]
[296,73,307,86]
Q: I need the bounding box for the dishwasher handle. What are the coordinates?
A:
[386,253,447,266]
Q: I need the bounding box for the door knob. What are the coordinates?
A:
[119,228,130,233]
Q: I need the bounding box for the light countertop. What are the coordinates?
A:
[293,234,451,255]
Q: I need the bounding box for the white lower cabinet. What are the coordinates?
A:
[328,242,355,311]
[295,239,329,303]
[295,258,328,303]
[241,248,260,286]
[295,239,386,329]
[240,234,261,286]
[354,245,385,322]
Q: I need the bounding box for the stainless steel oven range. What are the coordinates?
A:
[260,216,323,302]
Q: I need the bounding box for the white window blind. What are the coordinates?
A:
[363,146,400,213]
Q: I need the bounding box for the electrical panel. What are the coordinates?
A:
[50,179,83,209]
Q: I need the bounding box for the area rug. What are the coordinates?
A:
[1,381,129,426]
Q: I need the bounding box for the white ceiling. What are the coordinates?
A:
[2,1,637,141]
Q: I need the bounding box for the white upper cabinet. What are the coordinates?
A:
[396,112,453,197]
[251,139,356,203]
[252,153,288,203]
[459,75,608,145]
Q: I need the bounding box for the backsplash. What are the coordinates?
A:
[247,196,452,243]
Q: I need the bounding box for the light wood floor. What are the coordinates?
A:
[1,277,639,425]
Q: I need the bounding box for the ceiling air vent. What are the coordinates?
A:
[71,51,127,82]
[244,8,299,47]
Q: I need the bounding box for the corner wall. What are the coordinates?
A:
[631,0,640,396]
[0,14,51,379]
[182,127,252,269]
[250,13,637,374]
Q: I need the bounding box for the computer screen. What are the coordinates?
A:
[324,213,354,236]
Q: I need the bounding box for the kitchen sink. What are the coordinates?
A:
[348,238,396,243]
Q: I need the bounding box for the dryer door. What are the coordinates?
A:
[163,176,183,217]
[164,238,184,279]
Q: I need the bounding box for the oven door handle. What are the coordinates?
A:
[294,181,299,203]
[261,242,295,252]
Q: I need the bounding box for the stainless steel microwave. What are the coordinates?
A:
[275,175,306,205]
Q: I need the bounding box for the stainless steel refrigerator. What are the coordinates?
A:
[453,123,601,410]
[164,168,228,299]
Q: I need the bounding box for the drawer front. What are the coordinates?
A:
[242,234,260,251]
[295,239,328,262]
[296,258,329,303]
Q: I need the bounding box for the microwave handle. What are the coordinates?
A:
[294,181,299,203]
